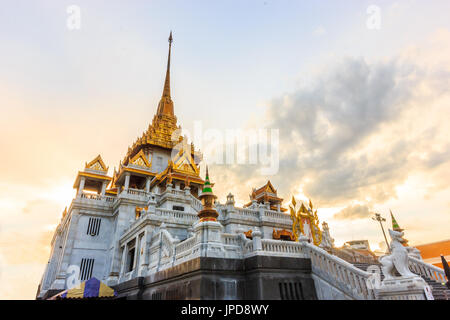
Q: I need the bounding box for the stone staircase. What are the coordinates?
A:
[352,262,450,300]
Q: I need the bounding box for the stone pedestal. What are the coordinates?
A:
[252,230,262,251]
[376,276,431,300]
[193,220,224,258]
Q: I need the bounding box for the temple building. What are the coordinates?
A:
[415,240,450,269]
[36,33,449,300]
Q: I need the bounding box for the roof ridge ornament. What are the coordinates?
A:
[156,31,175,117]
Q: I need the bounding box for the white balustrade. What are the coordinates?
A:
[260,239,305,255]
[222,234,242,246]
[409,256,447,283]
[243,241,253,254]
[304,243,375,300]
[80,192,116,205]
[233,208,259,220]
[175,237,197,262]
[190,195,203,212]
[155,208,198,222]
[263,210,291,221]
[126,188,148,197]
[171,189,186,197]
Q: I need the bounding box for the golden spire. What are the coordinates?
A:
[157,31,174,117]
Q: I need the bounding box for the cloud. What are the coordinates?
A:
[333,204,374,220]
[210,30,450,214]
[313,26,327,37]
[266,42,450,206]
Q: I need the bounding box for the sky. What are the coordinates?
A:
[1,0,450,299]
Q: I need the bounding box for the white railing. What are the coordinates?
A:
[243,241,253,254]
[176,236,196,254]
[104,195,116,202]
[126,188,148,197]
[175,236,197,262]
[121,224,382,301]
[171,189,186,197]
[81,193,103,200]
[190,195,203,212]
[260,239,305,255]
[222,234,242,246]
[409,256,448,283]
[304,243,375,300]
[263,210,291,221]
[234,208,259,219]
[80,193,116,204]
[154,208,198,222]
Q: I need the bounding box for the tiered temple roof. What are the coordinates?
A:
[113,32,202,191]
[121,31,201,168]
[245,180,287,212]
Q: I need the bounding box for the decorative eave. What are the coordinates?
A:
[151,161,204,188]
[254,193,283,202]
[73,171,112,189]
[105,188,118,195]
[114,165,156,186]
[273,229,295,241]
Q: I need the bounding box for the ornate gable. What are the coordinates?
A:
[264,180,277,193]
[130,149,152,168]
[173,148,200,175]
[85,155,108,173]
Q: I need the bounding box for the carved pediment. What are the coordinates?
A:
[130,149,152,168]
[85,155,108,173]
[173,148,199,175]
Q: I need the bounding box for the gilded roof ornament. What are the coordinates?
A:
[121,32,202,174]
[129,149,152,168]
[85,155,108,173]
[289,197,323,246]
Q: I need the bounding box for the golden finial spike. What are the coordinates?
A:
[163,31,172,98]
[157,31,175,116]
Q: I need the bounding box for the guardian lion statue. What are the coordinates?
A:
[379,229,416,280]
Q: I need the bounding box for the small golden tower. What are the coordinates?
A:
[198,166,218,222]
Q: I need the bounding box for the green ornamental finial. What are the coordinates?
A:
[391,210,401,231]
[202,165,213,193]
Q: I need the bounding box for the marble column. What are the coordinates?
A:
[145,177,151,193]
[124,173,131,190]
[101,181,107,196]
[77,177,86,197]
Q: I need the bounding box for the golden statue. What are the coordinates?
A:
[289,197,322,246]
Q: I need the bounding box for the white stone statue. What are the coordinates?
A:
[379,229,417,280]
[320,222,335,250]
[407,246,422,260]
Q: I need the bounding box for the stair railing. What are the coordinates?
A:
[408,256,447,284]
[304,242,376,300]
